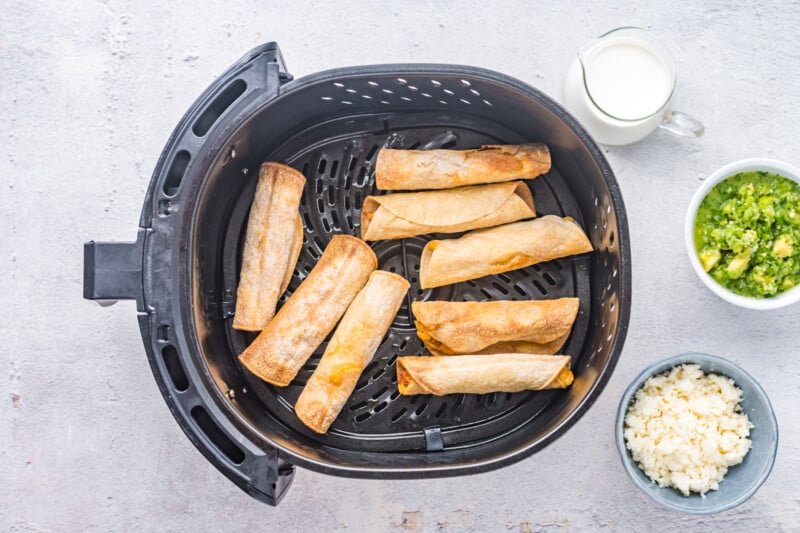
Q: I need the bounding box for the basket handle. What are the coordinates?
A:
[83,231,146,310]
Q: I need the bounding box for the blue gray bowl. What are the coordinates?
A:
[615,353,778,514]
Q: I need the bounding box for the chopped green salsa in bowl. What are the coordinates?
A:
[686,159,800,309]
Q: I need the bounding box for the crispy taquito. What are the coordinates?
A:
[239,235,377,386]
[397,354,574,395]
[413,298,579,355]
[375,143,550,190]
[419,216,592,289]
[295,271,409,433]
[361,181,535,241]
[233,162,305,331]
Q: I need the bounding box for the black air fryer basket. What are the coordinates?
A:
[84,42,630,505]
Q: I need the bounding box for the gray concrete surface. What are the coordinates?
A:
[2,1,800,531]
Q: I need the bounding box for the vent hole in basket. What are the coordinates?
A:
[374,401,389,413]
[327,185,336,206]
[415,403,427,415]
[431,79,441,87]
[609,231,616,246]
[190,406,245,464]
[329,160,339,178]
[391,408,408,422]
[434,402,448,417]
[408,142,421,150]
[368,81,379,87]
[161,345,188,392]
[354,412,371,422]
[317,158,327,174]
[513,284,526,296]
[443,89,454,95]
[316,197,325,214]
[532,280,547,295]
[330,211,340,230]
[315,178,324,195]
[345,214,354,230]
[349,400,369,412]
[162,150,190,197]
[482,99,493,106]
[320,96,333,101]
[321,218,330,232]
[492,282,509,295]
[366,144,380,161]
[348,156,358,172]
[470,88,481,96]
[356,167,368,187]
[192,79,246,137]
[441,140,457,149]
[542,272,557,286]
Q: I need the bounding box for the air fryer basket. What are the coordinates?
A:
[84,42,630,505]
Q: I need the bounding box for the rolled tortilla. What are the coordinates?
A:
[233,162,306,331]
[375,143,550,191]
[361,181,535,241]
[295,271,410,434]
[397,354,574,395]
[413,298,579,355]
[419,215,593,289]
[239,235,378,386]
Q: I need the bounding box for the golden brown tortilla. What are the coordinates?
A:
[396,354,574,395]
[360,181,535,241]
[233,162,306,331]
[375,143,550,190]
[239,235,378,386]
[413,298,579,355]
[419,215,593,289]
[295,271,410,434]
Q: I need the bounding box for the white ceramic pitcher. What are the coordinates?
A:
[563,27,704,146]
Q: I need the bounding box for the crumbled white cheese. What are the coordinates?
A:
[623,364,753,496]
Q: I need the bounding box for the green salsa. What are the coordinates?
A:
[694,171,800,298]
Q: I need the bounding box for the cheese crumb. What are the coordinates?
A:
[623,364,753,496]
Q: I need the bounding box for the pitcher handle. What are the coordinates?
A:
[659,110,705,138]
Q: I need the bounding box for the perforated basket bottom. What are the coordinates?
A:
[223,112,591,453]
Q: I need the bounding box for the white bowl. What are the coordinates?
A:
[685,158,800,310]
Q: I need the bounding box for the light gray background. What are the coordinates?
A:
[2,1,799,531]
